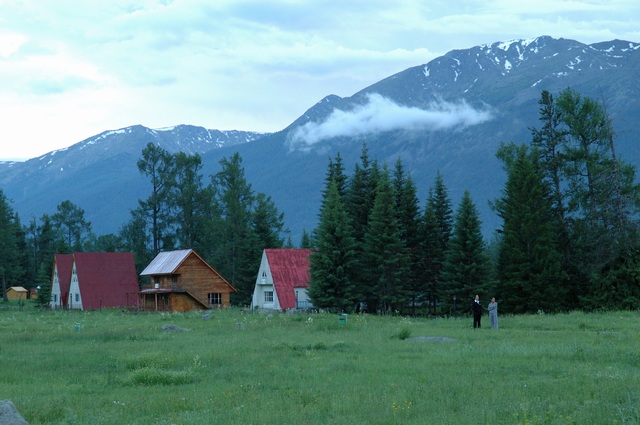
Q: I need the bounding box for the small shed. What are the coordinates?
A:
[251,248,313,311]
[5,286,28,301]
[139,249,236,312]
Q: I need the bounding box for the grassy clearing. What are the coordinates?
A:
[1,303,639,424]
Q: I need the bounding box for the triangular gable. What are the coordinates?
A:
[265,248,311,310]
[53,254,73,307]
[73,252,139,310]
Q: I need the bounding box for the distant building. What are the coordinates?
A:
[139,249,236,312]
[50,252,139,310]
[5,286,28,301]
[50,254,73,309]
[251,248,313,311]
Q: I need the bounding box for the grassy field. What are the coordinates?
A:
[1,303,639,425]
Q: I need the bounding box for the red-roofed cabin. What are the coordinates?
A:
[138,249,236,312]
[51,252,139,310]
[251,248,313,311]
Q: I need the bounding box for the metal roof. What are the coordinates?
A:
[140,249,193,276]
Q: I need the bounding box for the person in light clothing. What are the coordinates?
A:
[488,297,498,329]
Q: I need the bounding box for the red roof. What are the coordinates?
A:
[265,248,312,310]
[73,252,139,309]
[54,254,74,307]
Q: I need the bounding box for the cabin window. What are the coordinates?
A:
[264,291,273,303]
[208,293,222,305]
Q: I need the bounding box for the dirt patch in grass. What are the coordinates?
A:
[405,336,456,342]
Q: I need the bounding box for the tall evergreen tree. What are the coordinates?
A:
[0,190,21,300]
[344,144,380,310]
[392,158,421,313]
[137,143,175,255]
[440,190,490,312]
[119,208,152,278]
[494,143,567,313]
[209,152,260,306]
[170,151,212,251]
[253,192,286,249]
[51,200,92,252]
[308,181,358,311]
[419,172,453,314]
[362,168,409,313]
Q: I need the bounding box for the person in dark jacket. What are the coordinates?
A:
[471,294,482,329]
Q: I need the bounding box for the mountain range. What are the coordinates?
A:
[1,35,639,242]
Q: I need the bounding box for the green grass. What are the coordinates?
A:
[1,303,639,424]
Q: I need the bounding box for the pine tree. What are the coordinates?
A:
[137,143,175,255]
[253,192,286,249]
[392,158,421,313]
[440,190,490,312]
[494,143,567,313]
[0,190,21,300]
[344,144,380,311]
[308,181,358,311]
[362,168,409,313]
[170,151,212,251]
[419,172,453,314]
[209,153,261,306]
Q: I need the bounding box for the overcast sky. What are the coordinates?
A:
[1,0,638,160]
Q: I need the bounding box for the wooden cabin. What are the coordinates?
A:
[139,249,236,312]
[251,248,313,311]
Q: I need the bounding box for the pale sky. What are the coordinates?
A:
[1,0,638,160]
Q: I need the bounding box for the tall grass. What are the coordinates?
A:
[1,303,638,424]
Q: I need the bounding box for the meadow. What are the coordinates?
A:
[1,303,639,425]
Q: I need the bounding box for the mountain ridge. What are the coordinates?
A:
[1,36,638,240]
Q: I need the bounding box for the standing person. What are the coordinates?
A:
[488,297,498,329]
[471,295,482,329]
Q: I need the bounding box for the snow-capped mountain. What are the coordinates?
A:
[1,36,638,240]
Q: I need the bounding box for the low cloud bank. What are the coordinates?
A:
[287,93,492,150]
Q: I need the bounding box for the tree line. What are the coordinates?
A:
[0,148,287,307]
[308,88,640,314]
[1,87,639,313]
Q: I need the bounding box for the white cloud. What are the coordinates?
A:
[0,0,637,159]
[287,93,493,150]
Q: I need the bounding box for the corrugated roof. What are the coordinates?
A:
[73,252,139,309]
[265,248,312,310]
[140,249,193,275]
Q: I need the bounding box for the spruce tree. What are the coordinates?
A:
[308,181,358,311]
[362,168,409,313]
[209,153,261,306]
[419,172,453,314]
[440,190,490,312]
[392,158,421,313]
[494,143,567,313]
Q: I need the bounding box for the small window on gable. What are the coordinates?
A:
[264,291,273,303]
